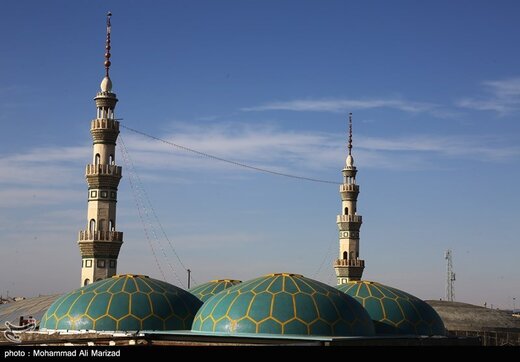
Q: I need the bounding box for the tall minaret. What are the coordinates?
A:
[78,12,123,286]
[334,113,365,284]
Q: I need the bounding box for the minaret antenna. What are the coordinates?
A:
[348,112,353,156]
[105,12,112,77]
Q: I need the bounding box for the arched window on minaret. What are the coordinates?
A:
[109,154,114,165]
[89,219,96,233]
[95,153,101,165]
[84,279,90,286]
[344,207,349,215]
[343,251,348,260]
[109,220,115,231]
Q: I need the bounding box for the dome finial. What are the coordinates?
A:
[104,12,112,78]
[348,112,353,156]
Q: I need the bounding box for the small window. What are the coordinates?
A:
[95,153,101,165]
[85,260,92,268]
[100,191,108,198]
[344,207,349,215]
[84,279,90,286]
[90,191,97,198]
[97,260,106,268]
[109,260,116,268]
[343,251,348,260]
[89,219,96,233]
[110,191,117,199]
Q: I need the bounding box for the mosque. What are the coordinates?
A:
[2,14,512,346]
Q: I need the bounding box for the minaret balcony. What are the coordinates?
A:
[91,118,120,131]
[334,258,365,268]
[339,184,359,200]
[94,93,118,109]
[86,164,122,176]
[337,214,362,223]
[78,234,123,259]
[90,119,120,143]
[336,214,362,231]
[78,230,123,242]
[86,164,122,189]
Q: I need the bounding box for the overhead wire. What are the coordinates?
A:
[119,124,344,286]
[120,135,193,287]
[120,124,340,185]
[119,135,167,281]
[313,237,336,278]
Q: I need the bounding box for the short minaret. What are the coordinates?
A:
[78,13,123,286]
[334,113,365,284]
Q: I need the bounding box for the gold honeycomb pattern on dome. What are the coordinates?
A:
[337,281,445,336]
[40,274,202,331]
[191,273,375,336]
[189,279,242,302]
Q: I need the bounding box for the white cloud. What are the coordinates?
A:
[358,135,519,161]
[0,188,83,208]
[1,121,518,209]
[120,123,342,174]
[0,146,87,186]
[457,77,520,114]
[241,98,437,114]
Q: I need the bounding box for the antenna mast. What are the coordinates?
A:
[445,249,455,301]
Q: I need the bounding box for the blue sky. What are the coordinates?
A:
[0,1,519,309]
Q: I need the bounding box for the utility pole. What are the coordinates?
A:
[445,250,455,302]
[187,269,191,289]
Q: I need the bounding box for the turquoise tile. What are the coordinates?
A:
[227,293,254,320]
[294,293,318,322]
[83,293,109,320]
[95,316,117,331]
[271,292,294,322]
[107,292,128,319]
[284,319,307,335]
[257,318,281,334]
[248,293,273,322]
[131,293,151,319]
[118,315,141,331]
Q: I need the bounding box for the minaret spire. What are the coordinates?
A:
[78,13,123,286]
[104,12,112,78]
[348,112,353,156]
[334,113,365,284]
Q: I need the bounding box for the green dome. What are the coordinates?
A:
[40,274,202,331]
[189,279,242,302]
[337,281,445,336]
[192,273,375,337]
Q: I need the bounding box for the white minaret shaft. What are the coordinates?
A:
[78,12,123,286]
[334,113,365,284]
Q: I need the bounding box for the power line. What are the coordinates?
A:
[120,135,191,287]
[313,238,336,278]
[120,124,340,185]
[119,136,166,281]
